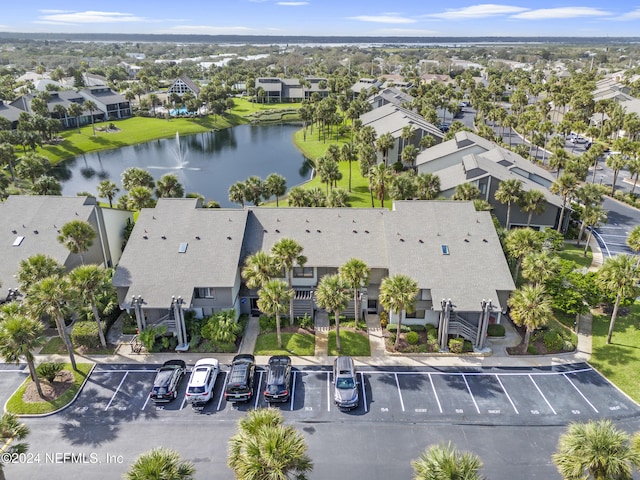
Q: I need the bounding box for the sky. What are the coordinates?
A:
[1,1,640,37]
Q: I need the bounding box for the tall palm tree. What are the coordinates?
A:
[0,314,45,398]
[69,265,111,348]
[401,144,419,169]
[508,284,552,352]
[519,189,546,228]
[257,279,293,349]
[66,102,83,133]
[494,179,523,229]
[264,173,287,207]
[596,254,640,344]
[0,413,30,480]
[57,220,96,265]
[121,167,155,191]
[379,274,418,350]
[627,226,640,264]
[0,142,17,182]
[15,152,50,184]
[606,154,628,196]
[521,252,560,288]
[415,173,441,200]
[271,238,306,325]
[315,274,351,352]
[340,143,357,192]
[368,163,392,208]
[553,420,640,480]
[412,442,484,480]
[16,254,65,292]
[339,258,371,325]
[125,447,195,480]
[228,408,313,480]
[127,186,155,211]
[228,181,246,207]
[82,100,98,136]
[550,172,578,233]
[452,182,481,201]
[26,276,78,370]
[241,251,276,290]
[375,132,395,166]
[627,156,640,195]
[155,173,185,198]
[582,205,607,256]
[97,179,119,208]
[505,227,542,281]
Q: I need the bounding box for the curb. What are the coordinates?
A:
[5,364,96,418]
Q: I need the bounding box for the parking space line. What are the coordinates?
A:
[394,373,405,412]
[562,373,599,413]
[254,371,263,410]
[528,374,557,415]
[216,371,228,411]
[360,372,367,413]
[180,394,187,410]
[495,374,519,414]
[104,372,128,411]
[360,368,594,377]
[428,373,443,414]
[289,371,296,411]
[93,368,158,373]
[462,374,480,414]
[326,372,331,412]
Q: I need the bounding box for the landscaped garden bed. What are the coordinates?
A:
[507,320,576,355]
[384,324,440,353]
[254,315,315,356]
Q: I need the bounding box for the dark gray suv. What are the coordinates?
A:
[333,356,359,410]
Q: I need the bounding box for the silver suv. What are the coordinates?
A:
[333,356,359,410]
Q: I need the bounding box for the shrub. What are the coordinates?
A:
[425,324,436,332]
[487,324,505,337]
[379,311,388,328]
[427,328,438,340]
[298,313,313,330]
[259,315,277,333]
[387,324,410,333]
[71,321,102,350]
[527,345,538,354]
[405,331,420,345]
[121,313,138,335]
[408,324,426,332]
[138,325,167,352]
[37,362,64,383]
[202,310,243,347]
[448,338,464,353]
[462,340,474,352]
[543,330,563,351]
[427,338,440,352]
[562,340,576,352]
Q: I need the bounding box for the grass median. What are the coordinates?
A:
[328,330,371,356]
[253,333,315,356]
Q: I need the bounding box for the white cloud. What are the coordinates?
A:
[425,4,528,20]
[39,9,72,14]
[348,15,416,24]
[512,7,611,20]
[610,8,640,20]
[276,2,309,5]
[38,10,146,24]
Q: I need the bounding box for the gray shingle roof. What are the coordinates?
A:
[0,196,98,291]
[79,87,127,106]
[359,103,444,140]
[112,199,248,308]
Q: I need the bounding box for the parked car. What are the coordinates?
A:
[185,358,219,406]
[439,123,450,133]
[224,354,256,403]
[333,356,359,410]
[150,359,186,402]
[264,355,292,403]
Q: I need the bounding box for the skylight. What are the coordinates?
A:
[12,236,24,247]
[178,242,188,253]
[441,245,450,255]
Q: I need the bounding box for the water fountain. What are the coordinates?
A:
[148,132,200,172]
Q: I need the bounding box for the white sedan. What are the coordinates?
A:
[185,358,219,405]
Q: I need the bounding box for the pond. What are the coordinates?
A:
[54,124,313,207]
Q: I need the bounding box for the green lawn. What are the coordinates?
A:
[558,243,593,269]
[328,330,371,356]
[253,332,315,356]
[6,363,93,415]
[589,302,640,403]
[39,337,66,354]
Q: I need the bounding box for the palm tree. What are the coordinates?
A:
[125,447,195,480]
[244,176,265,206]
[0,314,45,398]
[627,226,640,264]
[505,228,542,282]
[228,408,312,480]
[315,274,351,353]
[401,144,419,169]
[82,100,98,136]
[16,254,65,292]
[606,154,627,196]
[31,175,62,195]
[375,132,395,165]
[242,251,276,290]
[368,163,392,208]
[494,179,523,229]
[0,142,16,183]
[26,276,78,370]
[597,254,640,344]
[412,442,484,480]
[339,258,370,325]
[582,205,607,256]
[67,102,83,133]
[415,173,440,200]
[121,167,155,191]
[127,186,155,211]
[340,143,357,192]
[228,181,246,207]
[627,156,640,195]
[271,238,306,325]
[57,220,96,265]
[264,173,287,207]
[69,265,111,348]
[508,284,552,352]
[452,182,481,200]
[519,189,546,228]
[15,152,50,184]
[550,172,578,233]
[257,279,293,349]
[379,274,418,350]
[155,173,185,198]
[521,252,560,288]
[97,179,119,208]
[0,413,30,479]
[553,420,640,480]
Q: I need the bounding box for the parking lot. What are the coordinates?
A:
[65,362,638,426]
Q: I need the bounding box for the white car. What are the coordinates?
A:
[185,358,219,405]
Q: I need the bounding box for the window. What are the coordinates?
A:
[293,267,313,278]
[195,287,214,299]
[406,310,426,319]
